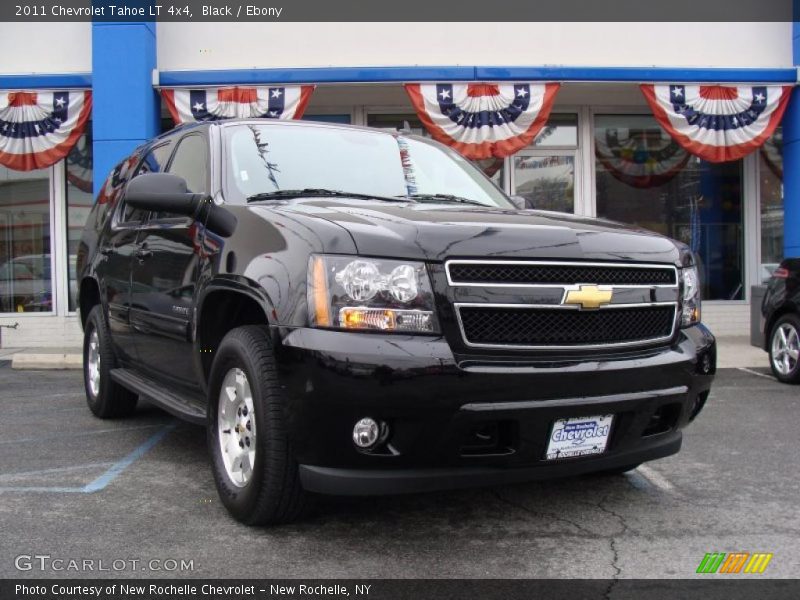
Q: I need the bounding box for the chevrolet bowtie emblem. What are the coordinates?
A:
[563,284,613,309]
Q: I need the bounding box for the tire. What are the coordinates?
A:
[207,325,308,525]
[768,313,800,383]
[83,305,138,418]
[597,463,641,476]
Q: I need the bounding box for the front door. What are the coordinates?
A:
[129,220,200,389]
[98,207,142,366]
[129,133,209,391]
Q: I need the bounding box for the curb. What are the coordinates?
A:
[11,353,82,370]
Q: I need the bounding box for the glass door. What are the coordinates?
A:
[510,114,580,213]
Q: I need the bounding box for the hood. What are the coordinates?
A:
[260,198,688,266]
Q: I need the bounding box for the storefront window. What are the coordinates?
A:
[759,128,782,282]
[0,165,52,313]
[531,113,578,147]
[595,114,744,301]
[511,114,578,212]
[65,128,93,311]
[513,155,575,212]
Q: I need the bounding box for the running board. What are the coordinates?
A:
[110,368,206,425]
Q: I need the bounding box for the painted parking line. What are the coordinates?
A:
[83,423,176,492]
[626,464,680,496]
[636,464,676,493]
[0,462,114,481]
[0,422,177,494]
[737,367,776,381]
[0,423,167,446]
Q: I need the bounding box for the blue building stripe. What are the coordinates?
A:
[0,73,91,90]
[782,13,800,258]
[159,66,475,86]
[92,21,160,198]
[158,65,798,87]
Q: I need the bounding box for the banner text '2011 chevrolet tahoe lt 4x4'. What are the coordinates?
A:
[77,120,715,525]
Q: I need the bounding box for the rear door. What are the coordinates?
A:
[129,132,209,391]
[97,145,171,365]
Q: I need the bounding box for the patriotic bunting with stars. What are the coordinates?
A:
[404,83,560,159]
[0,90,92,171]
[641,84,792,163]
[161,86,315,125]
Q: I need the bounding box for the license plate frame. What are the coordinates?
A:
[545,414,614,460]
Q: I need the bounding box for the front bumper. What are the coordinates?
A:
[276,324,715,496]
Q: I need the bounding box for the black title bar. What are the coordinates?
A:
[0,0,794,22]
[3,579,800,600]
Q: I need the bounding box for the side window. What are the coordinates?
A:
[119,143,172,224]
[167,135,209,194]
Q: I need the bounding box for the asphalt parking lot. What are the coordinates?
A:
[0,364,798,579]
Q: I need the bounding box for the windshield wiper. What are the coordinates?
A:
[246,188,408,203]
[400,193,487,207]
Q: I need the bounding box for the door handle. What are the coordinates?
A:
[99,246,114,256]
[135,247,153,261]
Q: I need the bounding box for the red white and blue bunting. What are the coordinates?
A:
[0,90,92,171]
[162,86,315,125]
[641,84,791,163]
[405,83,560,159]
[595,126,690,189]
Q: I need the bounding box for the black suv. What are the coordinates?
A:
[761,258,800,382]
[77,119,716,524]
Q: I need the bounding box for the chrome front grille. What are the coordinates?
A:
[457,304,677,348]
[446,260,680,350]
[446,260,678,287]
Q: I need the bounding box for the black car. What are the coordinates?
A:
[761,258,800,383]
[77,119,716,525]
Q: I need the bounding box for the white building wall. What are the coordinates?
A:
[702,304,752,338]
[0,315,82,348]
[158,22,792,71]
[0,23,91,75]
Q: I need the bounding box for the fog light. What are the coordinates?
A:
[353,418,380,448]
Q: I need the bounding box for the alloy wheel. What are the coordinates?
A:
[772,322,800,376]
[217,367,257,487]
[87,329,101,398]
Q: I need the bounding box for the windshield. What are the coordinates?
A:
[224,123,512,208]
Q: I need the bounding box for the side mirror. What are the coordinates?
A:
[125,173,237,237]
[509,195,529,210]
[126,172,198,215]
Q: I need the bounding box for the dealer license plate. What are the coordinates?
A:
[545,414,614,460]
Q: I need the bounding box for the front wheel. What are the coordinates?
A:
[769,314,800,383]
[207,325,308,525]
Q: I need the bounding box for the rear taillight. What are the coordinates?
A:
[773,267,790,279]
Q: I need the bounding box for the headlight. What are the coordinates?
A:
[307,255,439,333]
[681,265,701,327]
